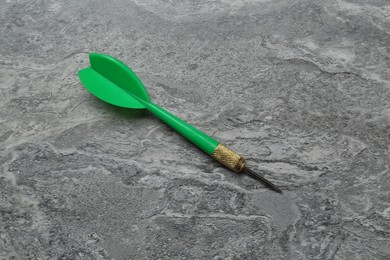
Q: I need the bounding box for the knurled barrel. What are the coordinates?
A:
[211,144,246,172]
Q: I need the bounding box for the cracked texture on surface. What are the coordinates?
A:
[1,0,390,259]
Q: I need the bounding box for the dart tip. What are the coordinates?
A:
[273,185,283,194]
[243,166,282,193]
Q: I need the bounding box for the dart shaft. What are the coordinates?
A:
[144,102,219,155]
[139,101,245,172]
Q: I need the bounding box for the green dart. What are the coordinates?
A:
[78,53,282,193]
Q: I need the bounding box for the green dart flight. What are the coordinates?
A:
[78,53,282,193]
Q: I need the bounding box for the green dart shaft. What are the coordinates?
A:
[129,92,246,171]
[144,101,219,155]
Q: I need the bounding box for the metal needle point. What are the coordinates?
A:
[242,166,282,193]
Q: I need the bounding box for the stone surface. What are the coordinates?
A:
[1,0,390,259]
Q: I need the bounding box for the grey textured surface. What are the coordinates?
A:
[1,0,390,259]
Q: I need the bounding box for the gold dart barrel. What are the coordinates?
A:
[211,144,246,172]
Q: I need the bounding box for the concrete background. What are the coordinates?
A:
[1,0,390,259]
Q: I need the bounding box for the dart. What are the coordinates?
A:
[78,53,282,193]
